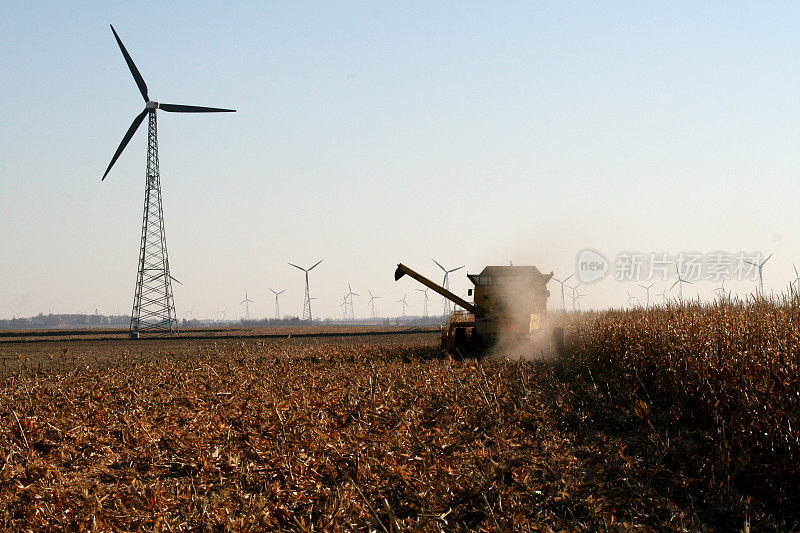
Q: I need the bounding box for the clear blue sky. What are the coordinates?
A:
[1,1,799,318]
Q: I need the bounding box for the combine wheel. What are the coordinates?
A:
[471,330,487,359]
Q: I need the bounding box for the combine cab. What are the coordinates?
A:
[395,263,565,358]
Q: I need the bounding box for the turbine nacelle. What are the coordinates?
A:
[146,101,159,110]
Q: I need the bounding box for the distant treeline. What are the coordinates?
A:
[1,313,445,331]
[183,315,445,328]
[0,313,130,330]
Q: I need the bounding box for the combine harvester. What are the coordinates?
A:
[395,263,565,358]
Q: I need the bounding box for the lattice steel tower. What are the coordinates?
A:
[289,260,323,323]
[130,110,178,335]
[101,25,234,338]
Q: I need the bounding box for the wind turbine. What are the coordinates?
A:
[791,264,800,293]
[670,266,693,302]
[656,286,667,303]
[346,283,359,321]
[367,291,380,318]
[553,274,574,311]
[626,290,638,307]
[432,259,465,315]
[339,296,349,321]
[566,282,582,312]
[744,253,772,297]
[574,289,586,310]
[713,279,728,299]
[566,285,577,312]
[416,288,430,316]
[289,260,323,322]
[397,294,409,317]
[102,26,234,337]
[240,292,254,320]
[269,289,285,319]
[639,282,654,307]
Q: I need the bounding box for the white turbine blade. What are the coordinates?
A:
[762,253,773,266]
[449,265,466,273]
[309,259,324,271]
[669,280,679,291]
[564,273,574,283]
[432,258,447,271]
[288,263,306,272]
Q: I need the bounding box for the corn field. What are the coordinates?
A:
[559,295,800,530]
[0,299,797,530]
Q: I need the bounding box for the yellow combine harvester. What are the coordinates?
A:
[395,263,565,358]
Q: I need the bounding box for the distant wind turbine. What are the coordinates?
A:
[367,291,380,318]
[714,280,729,299]
[670,266,693,302]
[269,289,285,319]
[397,294,409,317]
[416,288,430,317]
[289,259,323,322]
[240,292,255,320]
[574,289,586,310]
[626,290,638,307]
[553,274,574,310]
[346,283,359,321]
[639,282,654,307]
[566,282,582,312]
[432,259,465,315]
[656,285,667,303]
[744,253,772,297]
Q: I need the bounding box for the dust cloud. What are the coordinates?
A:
[485,330,560,362]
